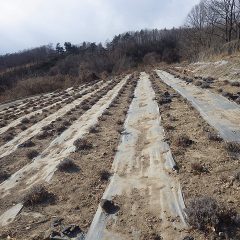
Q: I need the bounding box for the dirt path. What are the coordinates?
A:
[87,72,187,240]
[156,70,240,143]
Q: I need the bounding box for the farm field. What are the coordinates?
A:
[0,70,239,240]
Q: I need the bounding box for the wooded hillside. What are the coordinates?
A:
[1,0,240,102]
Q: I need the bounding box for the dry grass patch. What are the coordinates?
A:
[3,133,14,142]
[26,149,39,160]
[207,131,222,141]
[191,162,207,174]
[225,142,240,153]
[22,185,55,207]
[175,134,193,148]
[74,138,93,151]
[0,170,10,183]
[57,158,79,172]
[98,170,111,181]
[185,196,240,236]
[21,117,30,124]
[18,139,35,148]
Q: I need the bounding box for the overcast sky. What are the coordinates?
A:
[0,0,199,54]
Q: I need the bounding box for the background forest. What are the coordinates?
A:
[0,0,240,101]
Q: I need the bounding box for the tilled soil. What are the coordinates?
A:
[0,75,138,239]
[150,72,240,239]
[110,190,163,240]
[0,82,101,144]
[0,69,239,240]
[168,67,240,105]
[0,80,114,183]
[0,77,125,223]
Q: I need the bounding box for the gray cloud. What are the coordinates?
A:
[0,0,199,54]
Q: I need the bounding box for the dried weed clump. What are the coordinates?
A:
[191,162,207,174]
[21,117,30,124]
[22,185,55,206]
[225,142,240,153]
[230,81,240,87]
[0,170,10,182]
[26,150,39,159]
[175,134,193,147]
[89,125,99,133]
[3,133,14,142]
[207,131,222,141]
[74,138,93,151]
[98,170,111,181]
[18,139,35,148]
[57,158,79,172]
[100,199,119,214]
[185,196,240,233]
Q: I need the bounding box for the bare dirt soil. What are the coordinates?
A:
[109,190,163,240]
[0,68,239,240]
[168,64,240,105]
[0,80,112,183]
[150,72,240,239]
[0,74,138,239]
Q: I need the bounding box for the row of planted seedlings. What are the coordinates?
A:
[0,91,58,121]
[0,81,92,128]
[0,80,102,145]
[0,76,123,184]
[0,82,84,114]
[167,68,240,105]
[0,90,69,127]
[0,73,139,240]
[149,71,240,240]
[0,82,91,126]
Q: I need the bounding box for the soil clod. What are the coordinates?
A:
[22,185,55,207]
